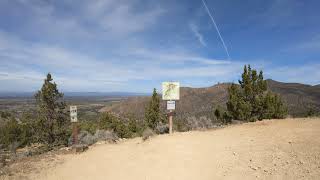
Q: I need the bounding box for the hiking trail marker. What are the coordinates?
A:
[162,82,180,134]
[70,106,78,145]
[70,106,78,122]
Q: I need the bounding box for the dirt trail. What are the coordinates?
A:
[2,118,320,180]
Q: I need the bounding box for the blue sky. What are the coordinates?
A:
[0,0,319,92]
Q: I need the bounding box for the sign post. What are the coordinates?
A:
[167,101,176,134]
[162,82,180,134]
[70,106,78,145]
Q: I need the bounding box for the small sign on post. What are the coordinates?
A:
[167,100,175,110]
[70,106,78,145]
[162,82,180,134]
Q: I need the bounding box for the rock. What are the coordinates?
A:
[142,128,155,141]
[69,130,120,147]
[306,170,310,173]
[94,130,118,143]
[249,165,257,170]
[14,150,31,160]
[233,152,236,156]
[60,147,72,151]
[231,120,242,124]
[80,132,96,146]
[72,145,88,153]
[155,124,169,134]
[69,131,96,146]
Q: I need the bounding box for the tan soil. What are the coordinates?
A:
[1,118,320,180]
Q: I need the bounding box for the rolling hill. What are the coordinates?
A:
[101,80,320,129]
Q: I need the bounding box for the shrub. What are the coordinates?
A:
[0,118,21,151]
[98,112,137,138]
[127,117,144,137]
[0,112,39,151]
[79,120,98,135]
[213,106,232,124]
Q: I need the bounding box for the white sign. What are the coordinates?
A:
[162,82,180,100]
[70,106,78,122]
[167,101,176,110]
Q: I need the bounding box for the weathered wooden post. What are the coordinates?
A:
[70,106,78,145]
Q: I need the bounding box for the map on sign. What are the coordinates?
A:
[167,100,176,110]
[162,82,180,100]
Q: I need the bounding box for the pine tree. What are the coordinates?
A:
[145,88,160,130]
[35,73,69,146]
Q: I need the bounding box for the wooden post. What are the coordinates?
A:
[169,110,173,134]
[72,122,78,145]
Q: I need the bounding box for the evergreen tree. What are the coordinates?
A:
[35,73,69,146]
[227,65,287,121]
[145,88,160,130]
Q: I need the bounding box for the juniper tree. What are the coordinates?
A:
[35,73,69,146]
[145,88,160,130]
[227,65,287,121]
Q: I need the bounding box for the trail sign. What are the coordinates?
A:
[167,100,175,110]
[70,106,78,122]
[162,82,180,100]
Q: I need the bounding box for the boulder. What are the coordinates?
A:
[142,128,155,141]
[94,130,118,143]
[155,124,169,134]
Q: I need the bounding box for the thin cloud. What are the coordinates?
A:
[0,30,239,91]
[189,23,206,47]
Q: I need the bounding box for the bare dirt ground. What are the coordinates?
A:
[1,118,320,180]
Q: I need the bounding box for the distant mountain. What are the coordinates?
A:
[102,80,320,126]
[0,92,147,98]
[266,79,320,116]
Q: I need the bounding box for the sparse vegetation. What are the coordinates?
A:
[79,112,145,139]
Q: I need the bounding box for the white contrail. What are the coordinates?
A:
[201,0,230,60]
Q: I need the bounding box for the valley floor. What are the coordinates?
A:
[1,118,320,180]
